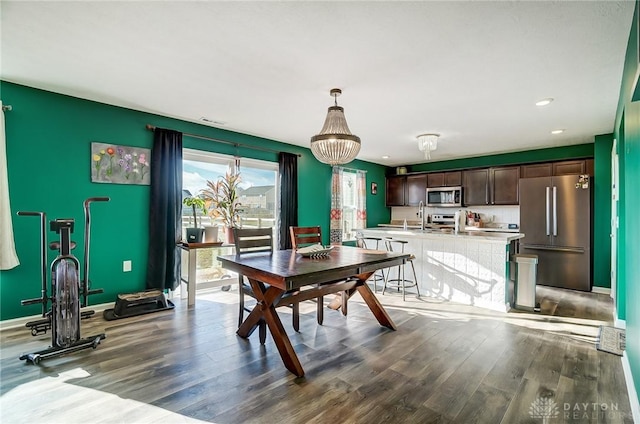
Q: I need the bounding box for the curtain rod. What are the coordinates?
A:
[2,105,12,112]
[145,124,301,157]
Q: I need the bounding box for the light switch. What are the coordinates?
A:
[123,260,132,272]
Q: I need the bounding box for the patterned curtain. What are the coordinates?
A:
[355,170,367,230]
[329,166,343,245]
[0,101,19,270]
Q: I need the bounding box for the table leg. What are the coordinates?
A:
[187,249,197,307]
[242,278,305,378]
[356,279,397,330]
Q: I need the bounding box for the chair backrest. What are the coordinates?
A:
[289,226,322,249]
[233,227,274,256]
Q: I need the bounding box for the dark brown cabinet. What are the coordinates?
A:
[386,174,427,206]
[463,166,519,205]
[385,175,406,206]
[521,159,594,179]
[491,166,520,204]
[521,163,552,178]
[406,174,427,206]
[463,169,490,205]
[427,171,462,188]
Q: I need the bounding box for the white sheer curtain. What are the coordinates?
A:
[0,101,20,270]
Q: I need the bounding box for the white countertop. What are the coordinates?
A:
[362,227,524,243]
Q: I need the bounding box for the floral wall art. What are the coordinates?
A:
[91,142,151,185]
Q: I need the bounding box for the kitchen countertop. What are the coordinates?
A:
[362,227,524,242]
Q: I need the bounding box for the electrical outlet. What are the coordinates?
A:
[123,260,132,272]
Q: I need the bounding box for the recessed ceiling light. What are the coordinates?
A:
[381,155,390,159]
[551,129,565,134]
[536,98,554,107]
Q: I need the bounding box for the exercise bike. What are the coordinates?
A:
[17,197,109,364]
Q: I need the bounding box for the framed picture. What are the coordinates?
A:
[91,142,151,185]
[371,182,378,195]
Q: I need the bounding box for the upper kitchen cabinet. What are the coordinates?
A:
[386,175,406,206]
[491,166,520,204]
[427,171,462,188]
[463,169,489,205]
[521,159,594,178]
[386,174,427,206]
[463,166,519,205]
[406,174,427,206]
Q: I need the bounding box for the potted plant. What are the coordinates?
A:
[183,195,207,243]
[201,171,242,244]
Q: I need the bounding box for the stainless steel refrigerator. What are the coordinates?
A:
[519,174,592,291]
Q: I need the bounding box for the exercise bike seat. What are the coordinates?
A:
[49,241,76,251]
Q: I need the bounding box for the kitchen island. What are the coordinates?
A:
[358,228,524,312]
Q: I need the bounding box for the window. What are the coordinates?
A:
[181,149,279,288]
[330,167,367,243]
[183,149,279,242]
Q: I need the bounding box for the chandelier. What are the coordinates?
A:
[417,134,440,160]
[310,88,361,166]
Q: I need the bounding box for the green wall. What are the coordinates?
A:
[593,134,613,289]
[615,1,640,407]
[0,81,389,320]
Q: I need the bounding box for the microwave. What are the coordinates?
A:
[426,186,463,207]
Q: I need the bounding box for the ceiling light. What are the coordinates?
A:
[310,88,361,166]
[417,134,440,160]
[536,98,554,106]
[381,155,390,159]
[551,129,565,134]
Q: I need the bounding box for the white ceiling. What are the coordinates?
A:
[1,1,634,166]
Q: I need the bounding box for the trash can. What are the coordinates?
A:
[514,254,538,311]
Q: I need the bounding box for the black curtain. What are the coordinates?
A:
[146,128,183,291]
[278,152,298,250]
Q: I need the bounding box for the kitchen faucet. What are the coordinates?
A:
[418,200,425,230]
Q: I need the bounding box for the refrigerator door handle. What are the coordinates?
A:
[521,244,585,254]
[545,186,550,236]
[553,186,558,236]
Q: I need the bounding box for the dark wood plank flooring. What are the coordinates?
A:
[0,284,634,423]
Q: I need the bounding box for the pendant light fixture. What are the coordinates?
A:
[417,133,440,160]
[310,88,361,166]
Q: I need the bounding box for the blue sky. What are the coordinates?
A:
[183,160,275,197]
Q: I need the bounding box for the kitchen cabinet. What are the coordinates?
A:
[463,169,489,205]
[427,171,462,188]
[491,166,520,204]
[521,163,552,178]
[406,174,427,206]
[386,175,406,206]
[463,166,519,205]
[386,174,427,206]
[521,159,594,179]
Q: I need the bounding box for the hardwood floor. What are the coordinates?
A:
[0,284,634,423]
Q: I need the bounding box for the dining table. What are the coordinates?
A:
[217,245,409,377]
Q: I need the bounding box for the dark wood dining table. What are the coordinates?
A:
[217,245,409,377]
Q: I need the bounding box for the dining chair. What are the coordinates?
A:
[355,235,386,293]
[233,227,300,343]
[289,226,348,323]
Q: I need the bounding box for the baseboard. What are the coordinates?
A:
[591,286,611,295]
[615,316,627,330]
[621,352,640,424]
[0,302,113,332]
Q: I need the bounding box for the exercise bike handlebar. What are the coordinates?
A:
[82,197,110,306]
[16,211,48,316]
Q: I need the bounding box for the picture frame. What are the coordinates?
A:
[371,182,378,195]
[91,142,151,185]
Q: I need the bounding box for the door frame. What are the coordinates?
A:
[611,139,618,303]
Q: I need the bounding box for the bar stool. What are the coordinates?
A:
[383,238,420,301]
[356,235,385,292]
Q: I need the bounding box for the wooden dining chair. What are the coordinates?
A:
[233,227,300,343]
[289,226,348,324]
